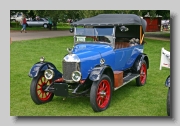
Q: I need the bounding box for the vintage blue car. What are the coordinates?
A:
[28,14,149,112]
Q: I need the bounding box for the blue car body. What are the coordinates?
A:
[70,43,143,80]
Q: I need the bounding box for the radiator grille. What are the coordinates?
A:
[62,61,80,81]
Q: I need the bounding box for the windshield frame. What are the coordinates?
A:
[73,27,116,48]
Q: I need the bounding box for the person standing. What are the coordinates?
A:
[20,15,27,33]
[48,17,52,30]
[36,16,40,21]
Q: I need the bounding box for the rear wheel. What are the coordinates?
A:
[90,74,112,112]
[43,23,48,28]
[136,60,147,86]
[30,72,54,104]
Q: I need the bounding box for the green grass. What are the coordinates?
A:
[163,33,170,37]
[145,32,170,38]
[10,37,170,116]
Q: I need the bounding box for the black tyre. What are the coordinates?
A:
[30,72,54,104]
[167,88,170,116]
[43,23,48,28]
[136,60,147,86]
[90,74,112,112]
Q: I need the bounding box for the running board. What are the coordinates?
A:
[114,73,140,91]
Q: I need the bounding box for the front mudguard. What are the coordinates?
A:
[89,65,114,82]
[89,65,114,91]
[28,61,62,81]
[89,66,104,81]
[165,75,170,87]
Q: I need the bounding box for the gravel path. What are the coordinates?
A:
[10,30,170,42]
[10,30,73,41]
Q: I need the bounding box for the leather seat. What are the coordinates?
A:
[115,42,130,49]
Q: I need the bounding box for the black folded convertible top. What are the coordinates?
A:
[71,14,147,32]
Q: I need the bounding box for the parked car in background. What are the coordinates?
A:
[10,12,30,22]
[26,18,49,28]
[165,75,170,116]
[11,12,23,22]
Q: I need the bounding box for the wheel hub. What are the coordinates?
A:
[100,91,106,97]
[42,85,48,91]
[140,72,145,76]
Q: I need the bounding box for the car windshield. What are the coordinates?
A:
[74,27,114,44]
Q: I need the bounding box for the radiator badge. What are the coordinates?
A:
[100,58,105,65]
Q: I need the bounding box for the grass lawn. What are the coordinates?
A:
[145,31,170,38]
[10,37,170,116]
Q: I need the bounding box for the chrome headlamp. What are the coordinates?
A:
[44,69,54,80]
[72,71,81,82]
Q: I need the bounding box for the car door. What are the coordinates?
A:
[114,45,143,71]
[38,18,46,27]
[114,47,133,70]
[28,19,38,27]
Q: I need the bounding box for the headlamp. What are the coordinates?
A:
[72,71,81,82]
[44,69,54,80]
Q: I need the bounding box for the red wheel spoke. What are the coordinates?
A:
[44,78,48,84]
[38,92,42,97]
[43,92,47,98]
[38,80,42,85]
[97,97,103,106]
[37,84,42,87]
[103,85,107,91]
[97,95,101,102]
[44,92,47,97]
[37,88,42,91]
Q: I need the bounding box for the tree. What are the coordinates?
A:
[140,10,170,19]
[10,10,170,23]
[156,10,170,19]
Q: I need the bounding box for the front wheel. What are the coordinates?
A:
[90,74,112,112]
[136,60,147,86]
[167,88,170,116]
[30,72,54,104]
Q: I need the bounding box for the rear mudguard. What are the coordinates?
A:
[28,61,62,81]
[132,53,149,72]
[89,65,114,83]
[165,75,170,87]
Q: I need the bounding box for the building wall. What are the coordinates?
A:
[143,17,162,32]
